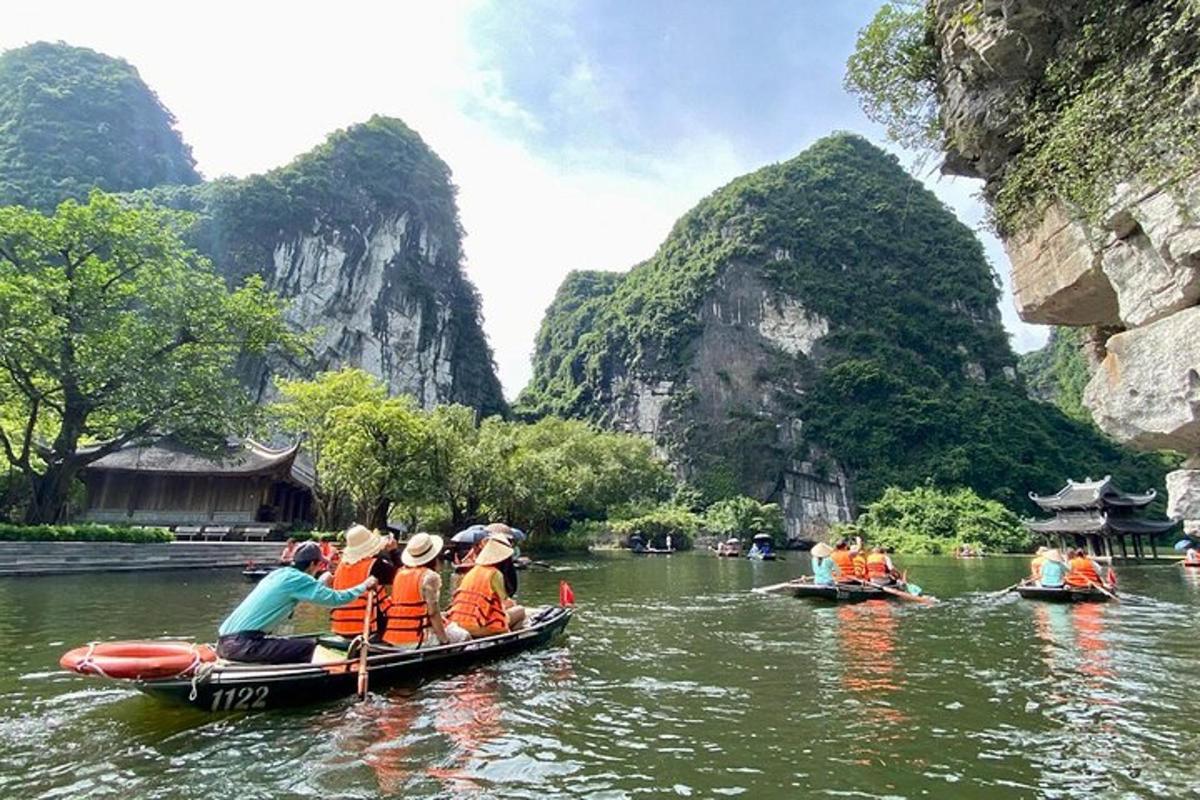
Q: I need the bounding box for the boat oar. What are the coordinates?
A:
[988,581,1024,598]
[879,584,937,605]
[754,577,809,594]
[357,592,375,700]
[1087,580,1120,603]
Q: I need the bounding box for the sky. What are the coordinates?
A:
[2,0,1048,398]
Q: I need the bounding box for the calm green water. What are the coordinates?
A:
[3,553,1200,799]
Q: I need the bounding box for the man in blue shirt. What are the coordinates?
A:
[218,541,377,664]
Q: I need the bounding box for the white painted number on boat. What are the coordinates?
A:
[211,686,269,711]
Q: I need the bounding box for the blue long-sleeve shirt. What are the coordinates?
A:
[813,557,839,586]
[219,567,370,636]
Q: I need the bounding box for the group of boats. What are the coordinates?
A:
[759,576,1119,605]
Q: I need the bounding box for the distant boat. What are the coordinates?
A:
[747,534,777,561]
[714,537,742,557]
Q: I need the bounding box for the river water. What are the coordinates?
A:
[2,553,1199,799]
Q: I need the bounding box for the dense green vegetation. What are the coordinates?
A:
[0,42,199,210]
[142,116,505,415]
[0,192,291,523]
[1017,327,1093,423]
[846,1,1200,233]
[0,523,172,543]
[522,134,1169,517]
[837,485,1031,555]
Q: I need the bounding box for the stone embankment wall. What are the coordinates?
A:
[934,0,1200,534]
[0,542,282,578]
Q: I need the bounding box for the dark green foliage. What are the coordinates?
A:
[0,42,199,210]
[522,133,1171,516]
[1018,327,1093,422]
[141,116,505,415]
[845,485,1031,555]
[0,523,172,543]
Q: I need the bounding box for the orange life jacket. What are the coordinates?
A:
[866,552,890,579]
[382,567,433,646]
[1065,556,1101,587]
[448,564,508,636]
[1187,551,1200,565]
[320,540,339,566]
[852,554,868,579]
[329,557,390,636]
[830,550,854,579]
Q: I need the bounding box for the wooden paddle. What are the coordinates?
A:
[754,577,810,594]
[879,583,937,605]
[988,581,1024,598]
[357,592,375,699]
[1087,579,1120,602]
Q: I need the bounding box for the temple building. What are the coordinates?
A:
[79,438,314,531]
[1024,476,1177,561]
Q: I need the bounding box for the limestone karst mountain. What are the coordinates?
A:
[520,134,1167,538]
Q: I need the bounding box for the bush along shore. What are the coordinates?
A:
[0,524,173,543]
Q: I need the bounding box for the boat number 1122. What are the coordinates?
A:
[211,686,269,711]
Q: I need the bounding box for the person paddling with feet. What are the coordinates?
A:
[217,541,378,664]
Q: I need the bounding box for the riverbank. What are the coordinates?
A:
[0,541,282,577]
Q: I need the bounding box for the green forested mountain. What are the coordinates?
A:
[0,42,200,209]
[1017,327,1093,423]
[520,134,1169,527]
[141,116,506,415]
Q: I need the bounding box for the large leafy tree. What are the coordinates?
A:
[270,369,388,528]
[322,396,429,530]
[0,192,289,523]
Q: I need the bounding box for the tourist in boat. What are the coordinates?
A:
[1185,547,1200,566]
[278,537,298,565]
[318,534,340,572]
[849,541,868,581]
[1038,549,1068,588]
[329,525,398,641]
[1065,548,1105,589]
[865,546,897,586]
[485,522,521,597]
[382,532,470,649]
[1029,546,1048,582]
[810,542,840,586]
[217,541,379,664]
[448,538,526,637]
[830,540,857,583]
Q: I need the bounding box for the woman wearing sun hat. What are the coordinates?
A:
[382,532,470,648]
[448,537,526,637]
[810,542,840,586]
[328,524,398,639]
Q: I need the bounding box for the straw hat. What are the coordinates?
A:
[1035,546,1048,556]
[1041,548,1065,564]
[811,542,833,558]
[475,537,514,566]
[485,522,514,544]
[341,524,386,564]
[401,532,444,568]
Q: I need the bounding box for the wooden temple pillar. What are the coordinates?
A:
[1150,536,1158,561]
[1118,534,1129,562]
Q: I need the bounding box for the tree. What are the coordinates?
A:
[704,496,784,541]
[423,403,488,528]
[849,485,1032,555]
[844,2,940,152]
[270,369,387,528]
[0,192,289,523]
[322,396,428,530]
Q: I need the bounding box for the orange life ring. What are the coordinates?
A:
[59,641,216,680]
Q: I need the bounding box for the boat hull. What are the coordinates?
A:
[1016,585,1111,603]
[134,607,573,711]
[788,583,892,603]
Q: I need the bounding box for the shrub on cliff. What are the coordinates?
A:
[703,496,784,542]
[846,485,1031,555]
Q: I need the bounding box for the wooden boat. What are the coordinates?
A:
[632,546,675,555]
[1181,560,1200,569]
[714,538,742,557]
[1016,584,1113,603]
[66,606,573,712]
[756,579,930,604]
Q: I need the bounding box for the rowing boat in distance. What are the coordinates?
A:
[63,606,573,712]
[756,579,931,604]
[1015,585,1113,603]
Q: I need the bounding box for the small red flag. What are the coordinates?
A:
[1106,568,1118,588]
[559,580,576,607]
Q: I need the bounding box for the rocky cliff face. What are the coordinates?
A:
[147,117,505,415]
[521,134,1158,538]
[932,0,1199,533]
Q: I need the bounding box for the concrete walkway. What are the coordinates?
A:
[0,541,284,577]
